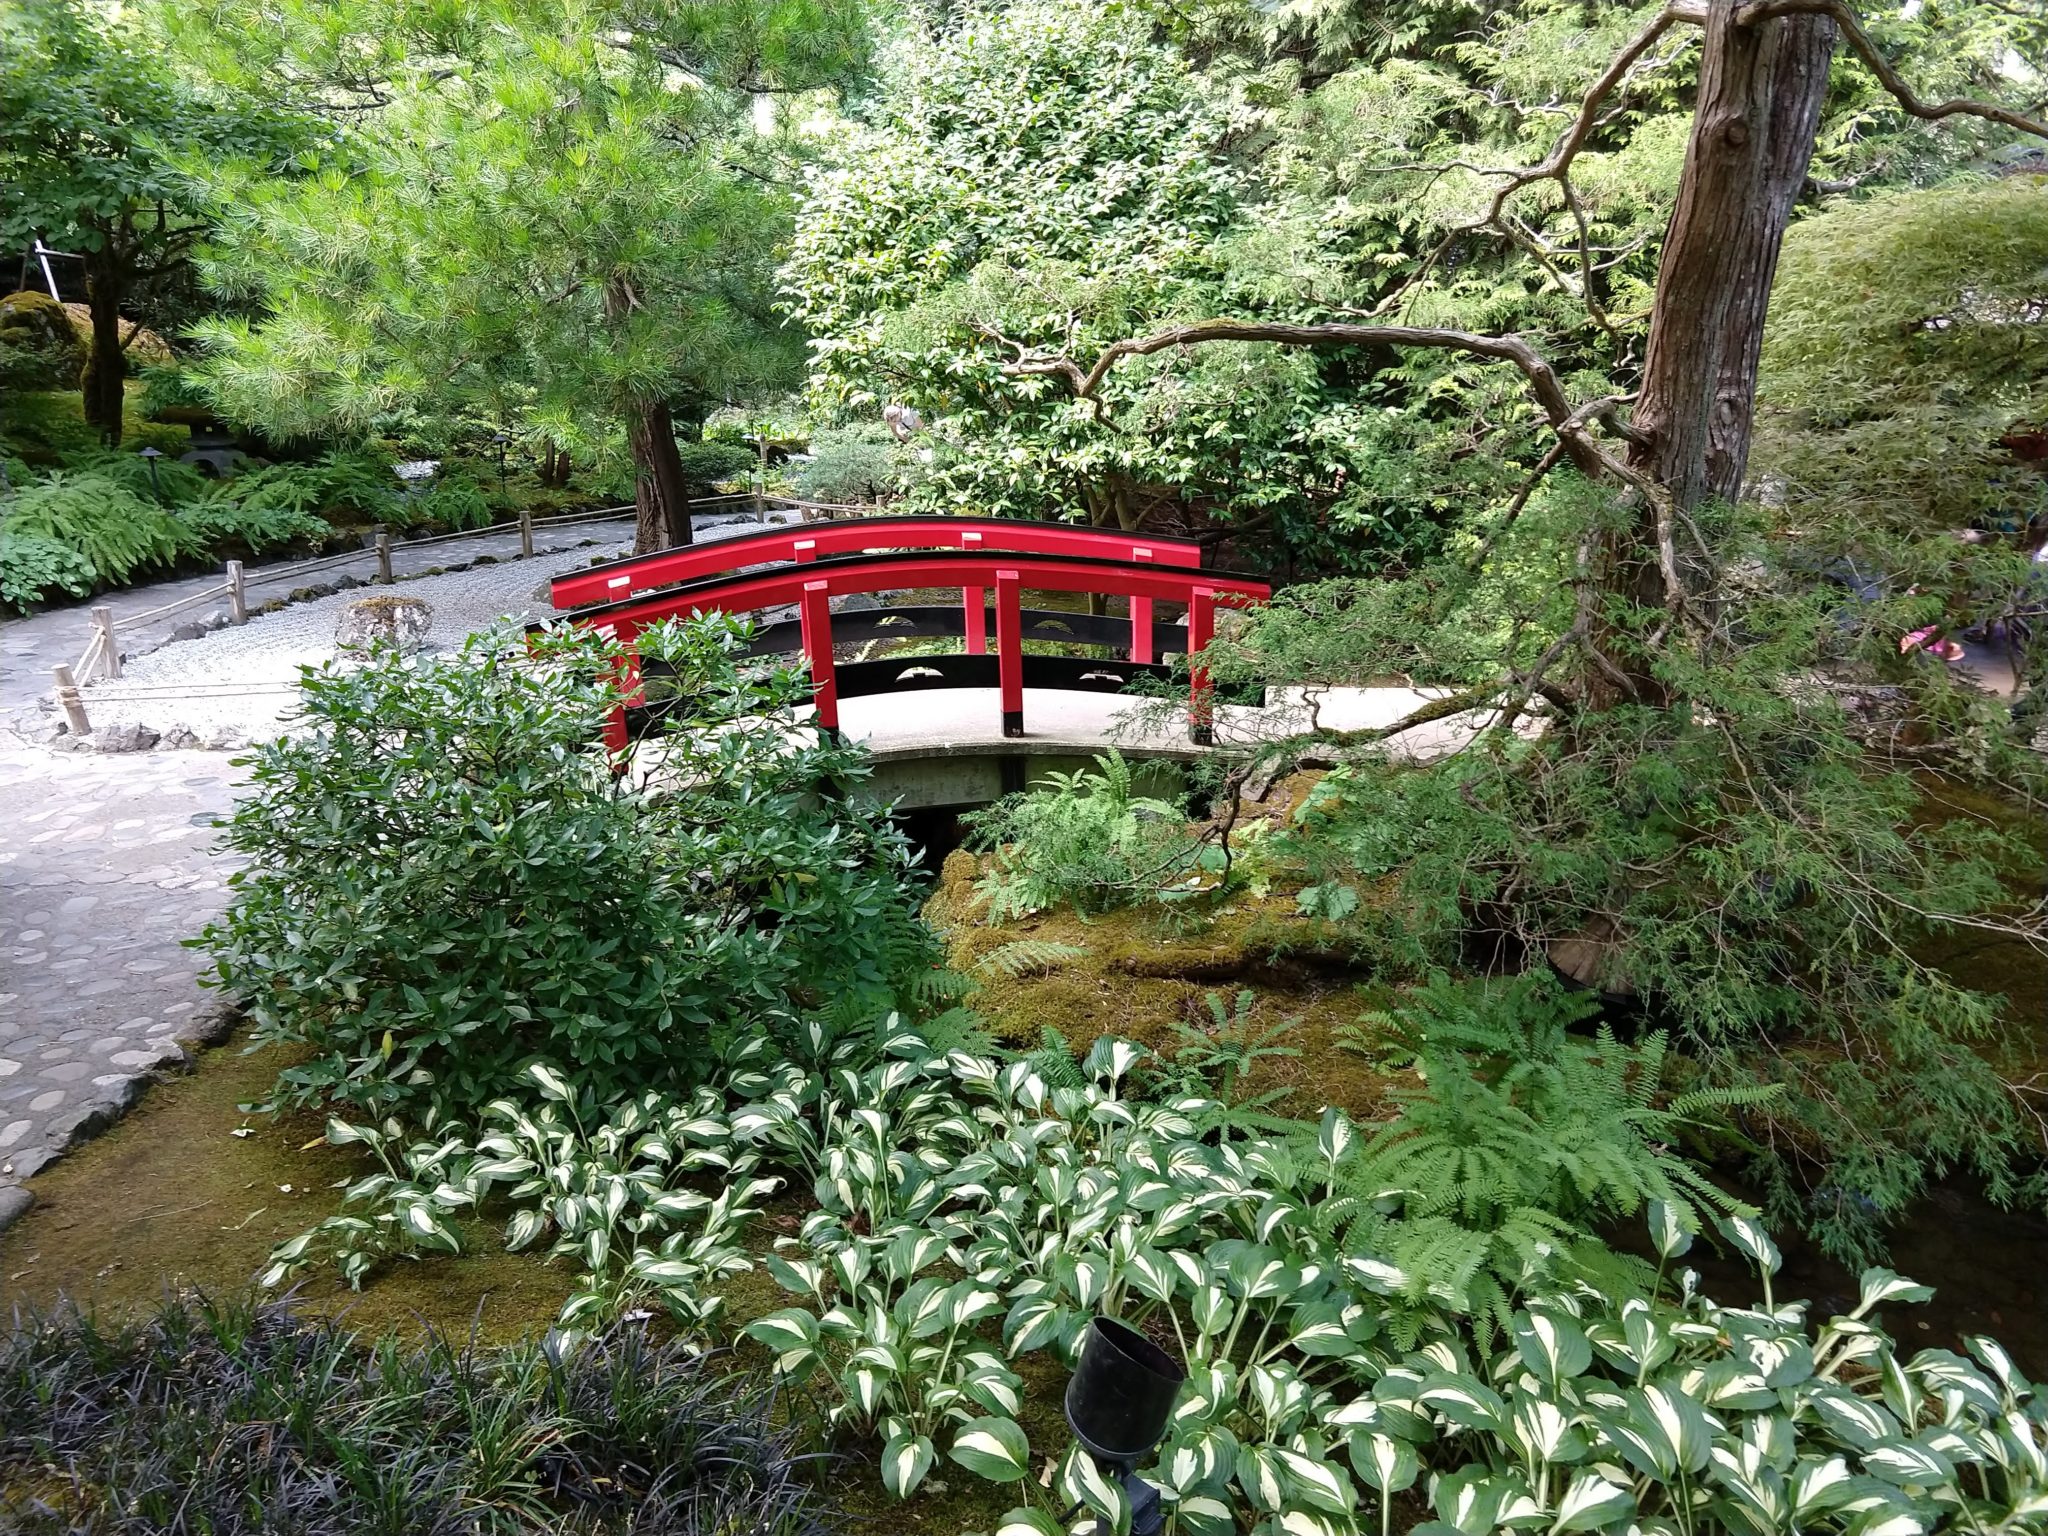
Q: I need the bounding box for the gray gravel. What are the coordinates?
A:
[66,539,634,742]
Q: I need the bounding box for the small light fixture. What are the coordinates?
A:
[137,445,163,503]
[1064,1316,1185,1536]
[491,432,509,495]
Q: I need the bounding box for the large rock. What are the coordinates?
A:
[336,594,433,654]
[0,290,85,389]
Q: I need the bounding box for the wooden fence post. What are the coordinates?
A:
[375,531,393,584]
[52,664,90,736]
[226,560,247,624]
[519,510,534,558]
[91,605,121,679]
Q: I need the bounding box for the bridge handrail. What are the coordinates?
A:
[550,514,1203,610]
[563,547,1262,631]
[557,547,1268,750]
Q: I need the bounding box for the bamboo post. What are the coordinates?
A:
[375,531,393,584]
[52,664,90,735]
[91,605,121,679]
[519,510,534,558]
[226,560,247,624]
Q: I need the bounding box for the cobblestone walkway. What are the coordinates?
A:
[0,511,685,1225]
[0,749,239,1211]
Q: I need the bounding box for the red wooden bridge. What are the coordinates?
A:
[548,516,1272,753]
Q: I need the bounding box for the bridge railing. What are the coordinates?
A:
[556,545,1269,749]
[551,515,1204,667]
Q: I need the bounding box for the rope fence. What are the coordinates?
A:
[49,489,897,734]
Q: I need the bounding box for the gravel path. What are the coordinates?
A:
[66,537,634,742]
[0,512,798,1224]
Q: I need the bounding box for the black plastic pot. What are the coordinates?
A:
[1064,1317,1185,1464]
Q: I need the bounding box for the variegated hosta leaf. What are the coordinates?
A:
[1550,1469,1636,1532]
[1718,1213,1782,1278]
[879,1432,934,1499]
[948,1415,1031,1483]
[1513,1309,1592,1386]
[1646,1199,1694,1260]
[994,1510,1063,1536]
[1418,1374,1508,1434]
[1348,1430,1419,1493]
[1316,1105,1358,1166]
[1060,1444,1134,1534]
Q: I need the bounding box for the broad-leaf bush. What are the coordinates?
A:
[198,618,935,1113]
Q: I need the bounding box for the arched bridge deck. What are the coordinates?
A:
[550,516,1272,757]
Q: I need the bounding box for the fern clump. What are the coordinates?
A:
[1323,969,1775,1340]
[963,749,1201,921]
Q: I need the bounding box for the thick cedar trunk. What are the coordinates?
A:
[1583,0,1836,706]
[79,244,128,444]
[629,398,694,554]
[1629,0,1835,514]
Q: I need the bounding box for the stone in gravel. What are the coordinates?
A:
[173,621,207,640]
[156,727,200,751]
[337,594,434,653]
[198,724,247,751]
[0,1185,32,1234]
[90,722,160,753]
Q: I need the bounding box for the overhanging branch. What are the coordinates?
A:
[1738,0,2048,140]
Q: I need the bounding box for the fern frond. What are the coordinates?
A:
[975,940,1090,979]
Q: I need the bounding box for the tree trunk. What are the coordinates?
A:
[1579,0,1836,706]
[79,244,128,445]
[1628,0,1836,513]
[629,398,694,554]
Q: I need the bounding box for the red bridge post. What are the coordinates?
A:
[995,569,1023,737]
[1130,546,1155,663]
[799,579,839,735]
[1187,585,1216,745]
[964,584,987,654]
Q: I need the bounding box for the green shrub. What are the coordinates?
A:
[792,422,919,504]
[965,749,1202,920]
[173,483,331,553]
[70,446,209,505]
[675,440,758,489]
[0,470,191,585]
[0,1293,842,1536]
[409,468,492,530]
[231,447,401,523]
[197,618,936,1115]
[0,529,95,608]
[1329,970,1773,1336]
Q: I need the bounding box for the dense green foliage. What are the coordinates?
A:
[263,1010,2048,1533]
[0,1294,840,1535]
[1335,972,1769,1335]
[175,0,866,513]
[0,0,309,440]
[198,620,934,1114]
[965,750,1206,920]
[1202,513,2046,1262]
